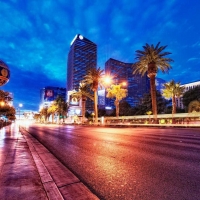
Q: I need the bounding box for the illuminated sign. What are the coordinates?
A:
[44,89,54,101]
[0,60,10,86]
[69,96,79,106]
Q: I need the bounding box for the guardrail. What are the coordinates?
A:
[101,113,200,127]
[103,123,200,128]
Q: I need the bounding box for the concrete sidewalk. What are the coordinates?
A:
[0,123,48,200]
[0,123,99,200]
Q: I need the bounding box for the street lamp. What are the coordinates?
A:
[121,81,127,87]
[0,101,5,106]
[18,103,23,120]
[104,76,112,85]
[103,73,113,86]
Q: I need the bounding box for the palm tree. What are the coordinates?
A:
[83,67,104,124]
[162,80,185,114]
[134,42,173,121]
[54,96,69,123]
[40,107,48,122]
[47,102,58,123]
[33,113,41,122]
[71,81,94,123]
[106,84,128,117]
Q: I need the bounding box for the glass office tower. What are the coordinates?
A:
[67,34,97,111]
[105,58,150,108]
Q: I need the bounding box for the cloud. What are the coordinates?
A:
[192,41,200,47]
[187,58,200,62]
[1,0,200,110]
[2,64,65,110]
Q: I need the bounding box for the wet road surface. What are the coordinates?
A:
[26,124,200,200]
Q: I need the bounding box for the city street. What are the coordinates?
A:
[25,124,200,200]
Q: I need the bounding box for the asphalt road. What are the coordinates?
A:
[26,124,200,200]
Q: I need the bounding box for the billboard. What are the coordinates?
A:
[0,60,10,86]
[69,95,79,106]
[44,89,54,101]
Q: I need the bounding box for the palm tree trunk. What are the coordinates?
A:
[94,90,98,124]
[82,96,86,123]
[52,113,54,123]
[115,100,119,118]
[148,62,158,123]
[172,95,176,124]
[149,76,157,122]
[172,95,176,114]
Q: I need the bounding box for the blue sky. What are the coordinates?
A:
[0,0,200,111]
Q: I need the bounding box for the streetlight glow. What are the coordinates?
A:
[104,76,112,84]
[121,82,127,86]
[0,101,5,106]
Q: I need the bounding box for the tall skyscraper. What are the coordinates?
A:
[105,58,150,108]
[156,77,166,92]
[67,34,97,111]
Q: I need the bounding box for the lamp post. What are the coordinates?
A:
[121,81,127,87]
[104,76,112,85]
[0,101,5,106]
[18,103,23,120]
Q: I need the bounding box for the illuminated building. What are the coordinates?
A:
[156,77,166,92]
[176,80,200,109]
[40,86,66,109]
[105,58,150,108]
[67,34,97,111]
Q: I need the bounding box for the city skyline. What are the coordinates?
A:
[0,0,200,111]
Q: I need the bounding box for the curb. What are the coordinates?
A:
[20,128,99,200]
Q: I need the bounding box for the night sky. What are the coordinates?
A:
[0,0,200,111]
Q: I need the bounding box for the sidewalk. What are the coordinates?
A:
[0,123,99,200]
[0,123,47,200]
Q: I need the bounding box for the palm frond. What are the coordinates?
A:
[134,42,173,76]
[155,42,160,50]
[162,80,185,99]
